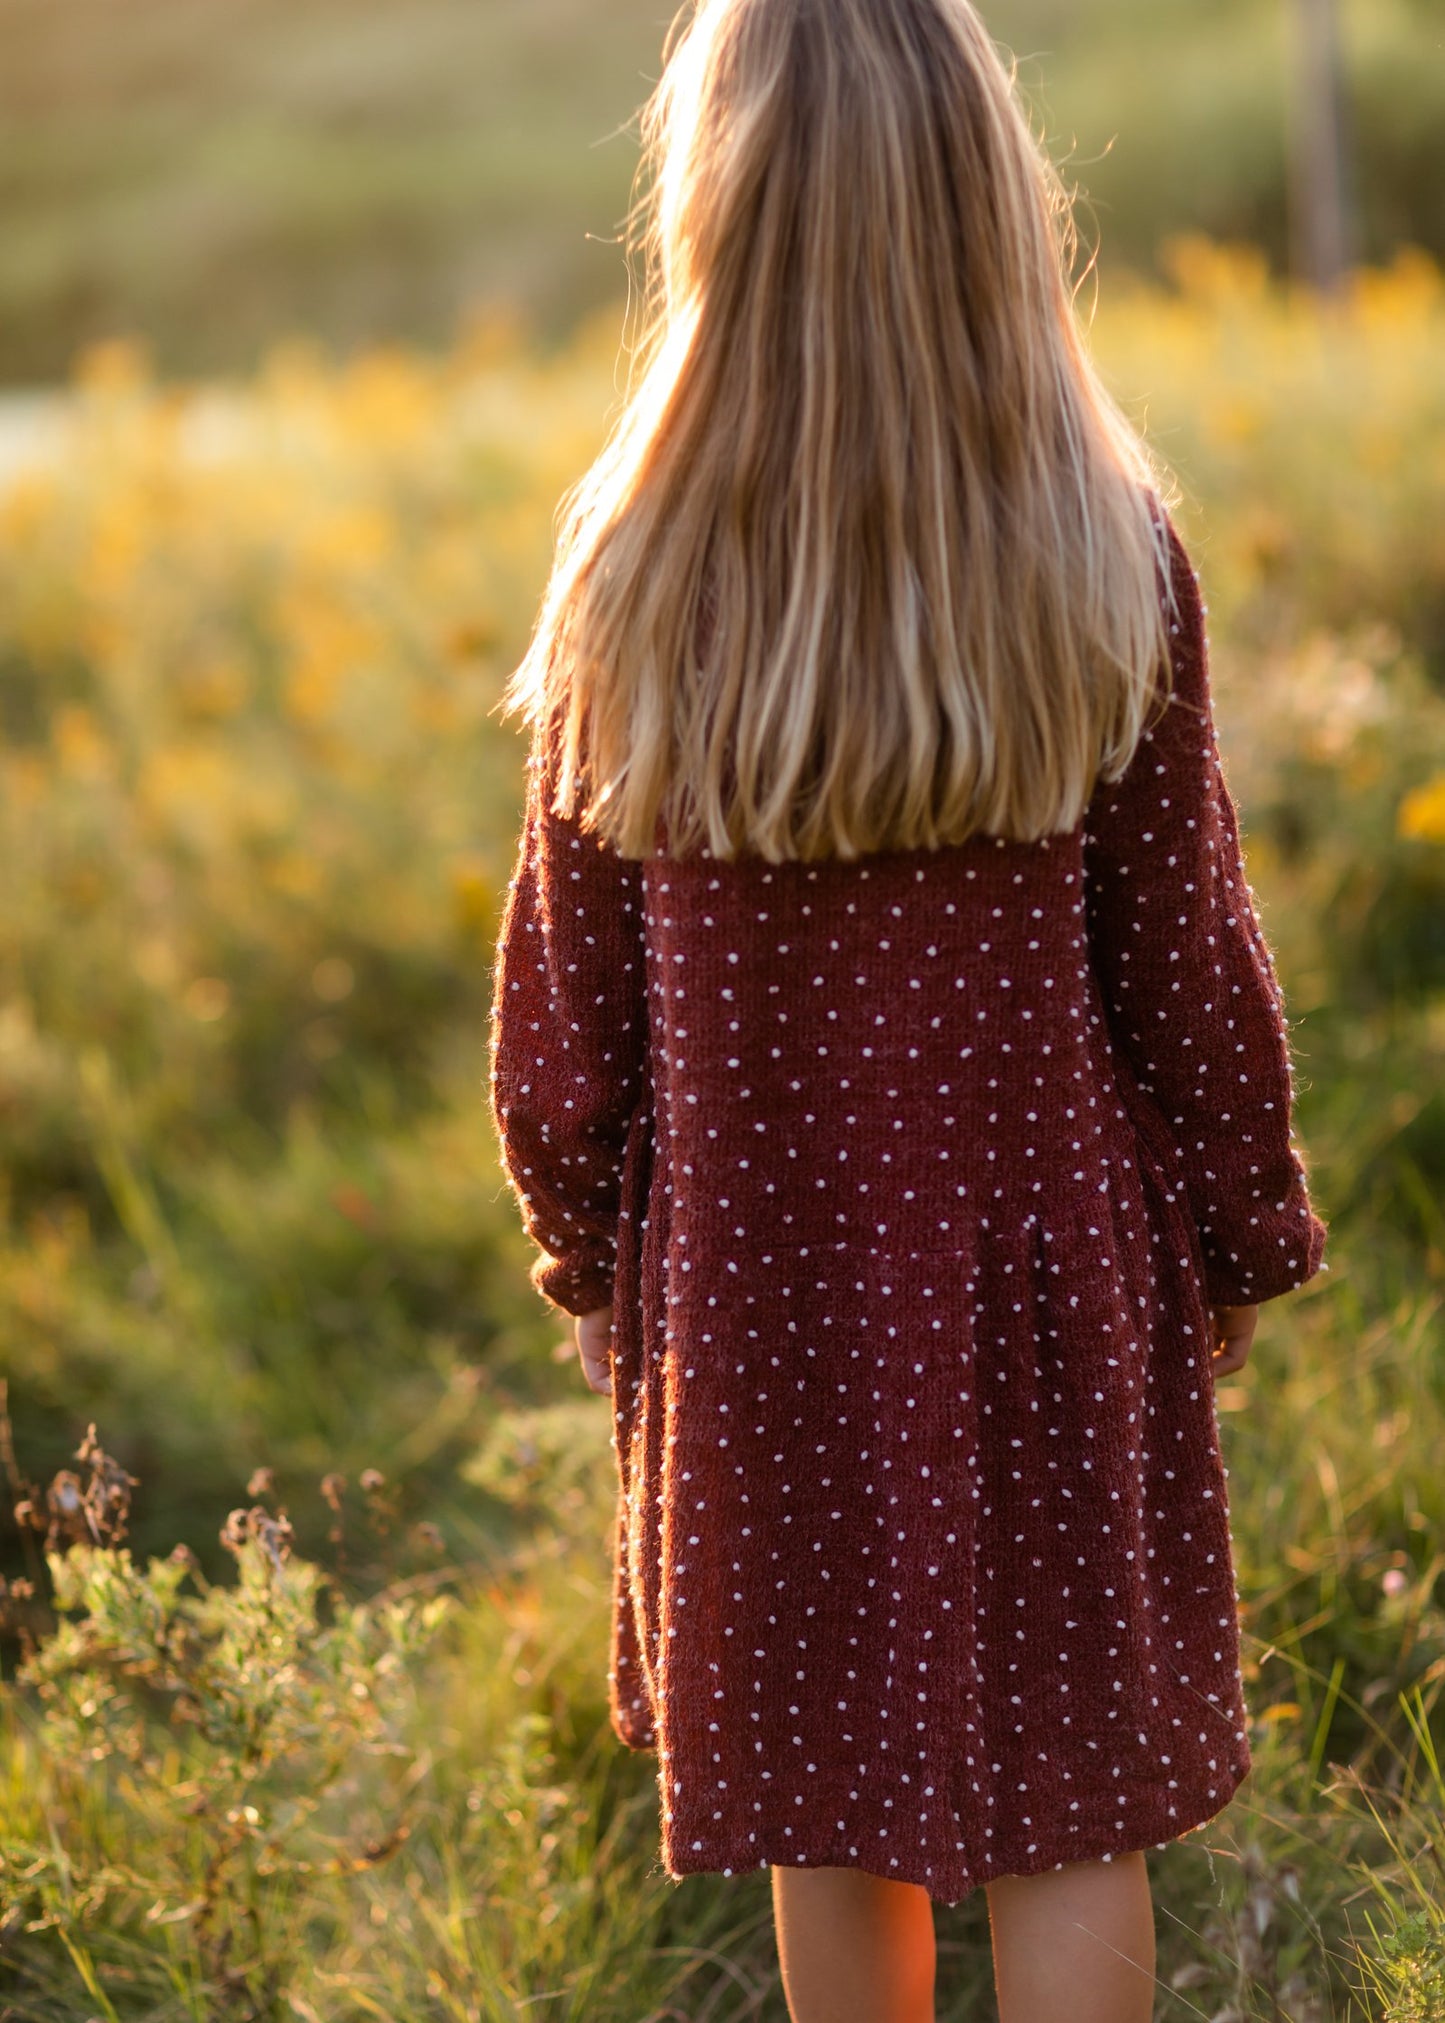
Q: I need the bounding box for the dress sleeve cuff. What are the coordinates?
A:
[530,1245,618,1318]
[1199,1203,1329,1308]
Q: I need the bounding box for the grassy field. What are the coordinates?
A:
[0,0,1442,384]
[1,249,1444,2013]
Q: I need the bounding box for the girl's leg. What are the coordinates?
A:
[770,1864,937,2023]
[985,1851,1157,2023]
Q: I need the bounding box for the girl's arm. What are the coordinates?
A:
[1081,520,1328,1308]
[488,733,650,1318]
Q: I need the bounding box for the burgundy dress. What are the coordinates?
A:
[488,518,1328,1905]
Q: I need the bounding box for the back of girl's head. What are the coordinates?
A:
[502,0,1179,863]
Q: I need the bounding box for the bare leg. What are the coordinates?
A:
[986,1851,1157,2023]
[770,1864,937,2023]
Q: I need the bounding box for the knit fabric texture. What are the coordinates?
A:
[488,514,1328,1904]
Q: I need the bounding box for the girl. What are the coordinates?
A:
[489,0,1328,2017]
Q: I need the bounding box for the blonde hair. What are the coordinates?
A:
[499,0,1179,862]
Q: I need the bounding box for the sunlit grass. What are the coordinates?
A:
[1,248,1444,2015]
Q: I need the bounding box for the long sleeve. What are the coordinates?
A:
[1081,518,1328,1307]
[488,731,651,1317]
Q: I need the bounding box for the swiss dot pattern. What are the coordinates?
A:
[488,516,1327,1904]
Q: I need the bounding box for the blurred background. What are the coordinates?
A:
[1,3,1445,2017]
[0,0,1441,384]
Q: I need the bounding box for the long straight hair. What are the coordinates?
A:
[499,0,1179,862]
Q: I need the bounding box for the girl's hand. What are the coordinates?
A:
[1209,1303,1257,1378]
[575,1305,615,1395]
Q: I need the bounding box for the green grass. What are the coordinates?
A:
[0,254,1444,2011]
[0,0,1441,384]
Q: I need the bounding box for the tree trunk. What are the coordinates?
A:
[1288,0,1354,290]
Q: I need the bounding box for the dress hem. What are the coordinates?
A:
[655,1757,1253,1907]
